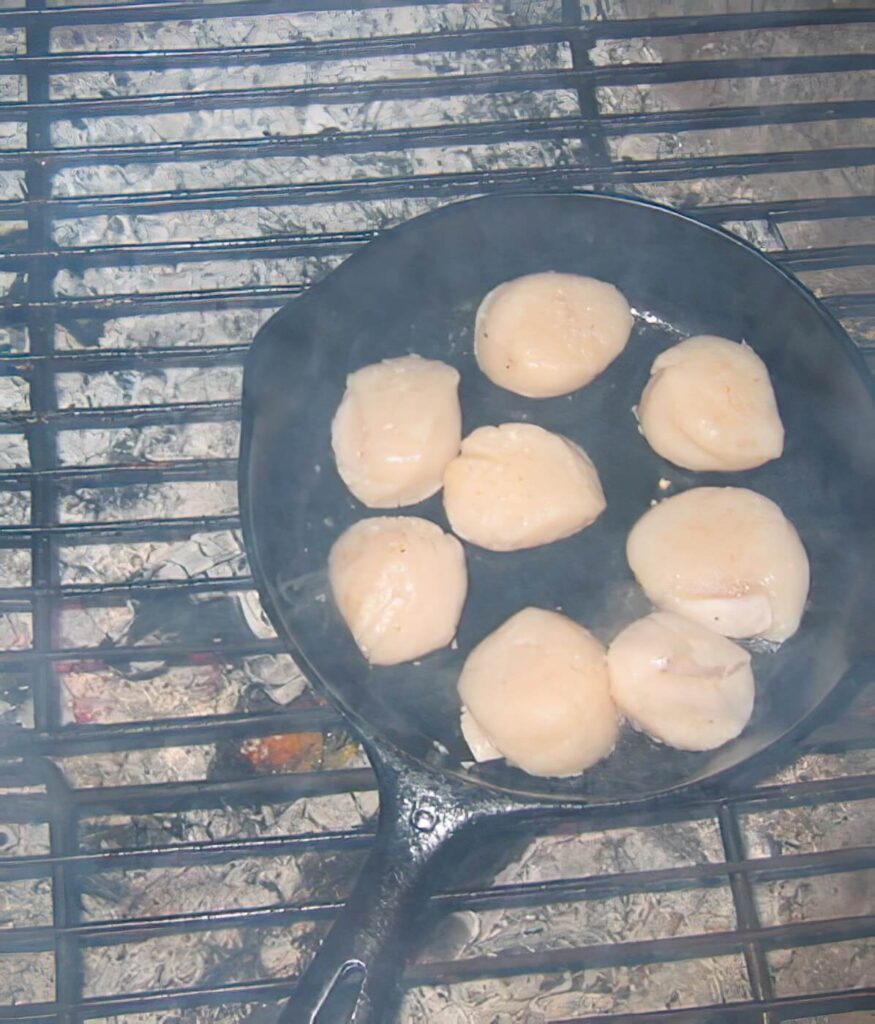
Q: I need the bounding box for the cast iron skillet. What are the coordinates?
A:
[239,193,875,1024]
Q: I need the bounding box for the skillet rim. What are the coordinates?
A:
[239,190,875,807]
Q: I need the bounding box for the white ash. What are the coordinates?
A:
[0,123,25,151]
[57,422,241,467]
[62,125,566,200]
[59,481,239,524]
[0,548,30,588]
[258,922,331,983]
[52,43,571,100]
[59,530,247,586]
[242,653,306,707]
[4,2,871,1018]
[77,791,375,999]
[0,26,23,56]
[58,605,134,650]
[0,376,30,413]
[82,921,324,997]
[56,743,216,789]
[0,491,29,527]
[403,955,751,1023]
[429,885,736,962]
[609,118,875,165]
[589,24,875,67]
[759,747,875,787]
[599,0,870,15]
[54,308,276,351]
[79,790,377,855]
[0,675,33,728]
[51,91,580,150]
[51,2,562,56]
[0,75,23,102]
[778,214,875,249]
[0,325,28,354]
[799,264,875,298]
[0,270,23,298]
[0,611,32,651]
[0,821,50,858]
[841,318,875,352]
[0,876,53,928]
[0,169,24,200]
[0,434,28,469]
[236,593,280,643]
[598,70,875,116]
[56,367,243,410]
[83,927,248,998]
[742,797,875,860]
[769,938,874,997]
[54,255,344,299]
[720,219,785,251]
[756,868,875,928]
[60,660,245,725]
[81,854,307,922]
[622,165,875,211]
[54,197,442,249]
[85,1006,268,1024]
[0,952,55,1004]
[496,818,726,884]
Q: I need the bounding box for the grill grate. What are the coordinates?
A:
[0,1,873,1022]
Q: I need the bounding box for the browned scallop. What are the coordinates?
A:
[458,607,618,777]
[475,272,633,398]
[331,355,461,508]
[637,335,784,471]
[329,516,467,666]
[608,612,755,751]
[626,487,809,643]
[443,423,605,551]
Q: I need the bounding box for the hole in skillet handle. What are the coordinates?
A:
[310,961,367,1024]
[276,738,561,1024]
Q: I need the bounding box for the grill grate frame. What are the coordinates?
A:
[0,2,873,1022]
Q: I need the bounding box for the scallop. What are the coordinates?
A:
[329,516,467,666]
[627,487,809,643]
[637,335,784,471]
[475,272,634,398]
[443,423,606,551]
[458,607,619,777]
[331,354,461,508]
[608,612,755,751]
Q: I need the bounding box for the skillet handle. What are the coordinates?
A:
[278,743,518,1024]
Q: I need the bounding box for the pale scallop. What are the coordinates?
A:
[608,612,755,751]
[443,423,606,551]
[626,487,809,643]
[329,516,467,666]
[331,354,461,508]
[475,272,634,398]
[638,335,784,471]
[458,607,619,777]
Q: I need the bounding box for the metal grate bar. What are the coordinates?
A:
[0,3,872,1020]
[3,238,874,283]
[0,636,285,669]
[0,458,239,488]
[3,984,874,1024]
[0,99,870,172]
[4,844,874,952]
[0,0,469,28]
[405,913,875,985]
[550,988,875,1024]
[15,145,873,220]
[0,5,869,55]
[718,803,774,1005]
[0,51,870,122]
